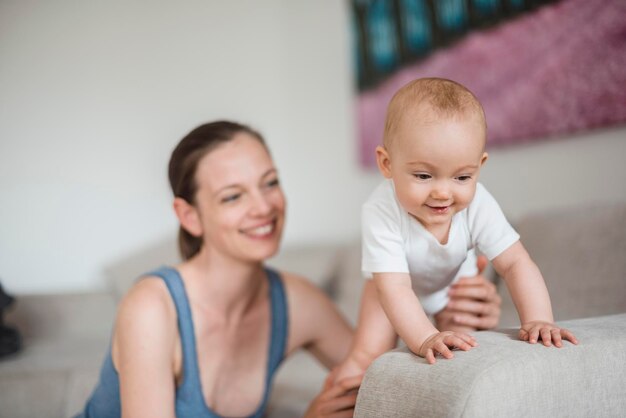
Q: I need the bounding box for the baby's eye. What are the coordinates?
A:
[414,173,431,180]
[221,193,241,203]
[456,175,472,182]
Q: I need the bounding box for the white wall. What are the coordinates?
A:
[1,1,625,294]
[481,128,626,221]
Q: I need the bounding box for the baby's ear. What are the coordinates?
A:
[480,152,489,166]
[375,146,393,178]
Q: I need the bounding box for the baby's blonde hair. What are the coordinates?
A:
[383,77,486,149]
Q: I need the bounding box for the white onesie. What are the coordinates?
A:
[362,180,519,315]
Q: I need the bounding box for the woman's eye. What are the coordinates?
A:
[266,178,280,188]
[221,194,241,203]
[414,173,431,180]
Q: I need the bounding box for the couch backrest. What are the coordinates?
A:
[498,202,626,326]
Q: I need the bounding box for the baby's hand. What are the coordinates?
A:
[417,331,478,364]
[519,321,579,347]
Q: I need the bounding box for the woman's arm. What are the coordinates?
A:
[282,272,353,368]
[282,272,363,417]
[113,278,178,418]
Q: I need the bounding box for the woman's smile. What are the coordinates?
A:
[241,220,276,239]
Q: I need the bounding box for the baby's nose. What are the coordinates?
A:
[431,183,451,200]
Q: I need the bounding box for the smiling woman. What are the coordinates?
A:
[73,121,361,418]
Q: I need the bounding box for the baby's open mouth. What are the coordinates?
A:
[426,205,450,214]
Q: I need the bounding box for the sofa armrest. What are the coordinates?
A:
[355,313,626,418]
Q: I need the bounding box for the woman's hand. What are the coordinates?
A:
[304,368,363,418]
[435,255,501,331]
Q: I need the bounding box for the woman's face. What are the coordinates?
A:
[192,132,286,263]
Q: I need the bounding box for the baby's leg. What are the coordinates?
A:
[334,280,396,382]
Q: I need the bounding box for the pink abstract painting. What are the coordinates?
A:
[357,0,626,168]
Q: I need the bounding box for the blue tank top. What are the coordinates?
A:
[75,266,289,418]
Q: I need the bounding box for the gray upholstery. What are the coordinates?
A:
[1,293,115,418]
[500,203,626,326]
[355,314,626,418]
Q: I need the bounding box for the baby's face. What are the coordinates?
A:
[381,114,487,236]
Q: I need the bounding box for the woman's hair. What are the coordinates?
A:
[168,120,266,260]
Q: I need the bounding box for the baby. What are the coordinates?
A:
[337,78,577,379]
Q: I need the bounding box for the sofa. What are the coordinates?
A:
[1,202,625,417]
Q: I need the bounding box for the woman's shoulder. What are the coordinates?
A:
[112,275,179,357]
[111,275,180,385]
[116,275,178,331]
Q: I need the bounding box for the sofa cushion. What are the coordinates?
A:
[3,292,116,342]
[106,237,343,300]
[355,313,626,418]
[332,239,364,326]
[0,292,115,418]
[0,369,71,418]
[0,293,114,375]
[499,203,626,326]
[267,243,345,294]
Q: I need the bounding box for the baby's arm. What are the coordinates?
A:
[333,280,397,381]
[492,241,578,346]
[374,272,477,364]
